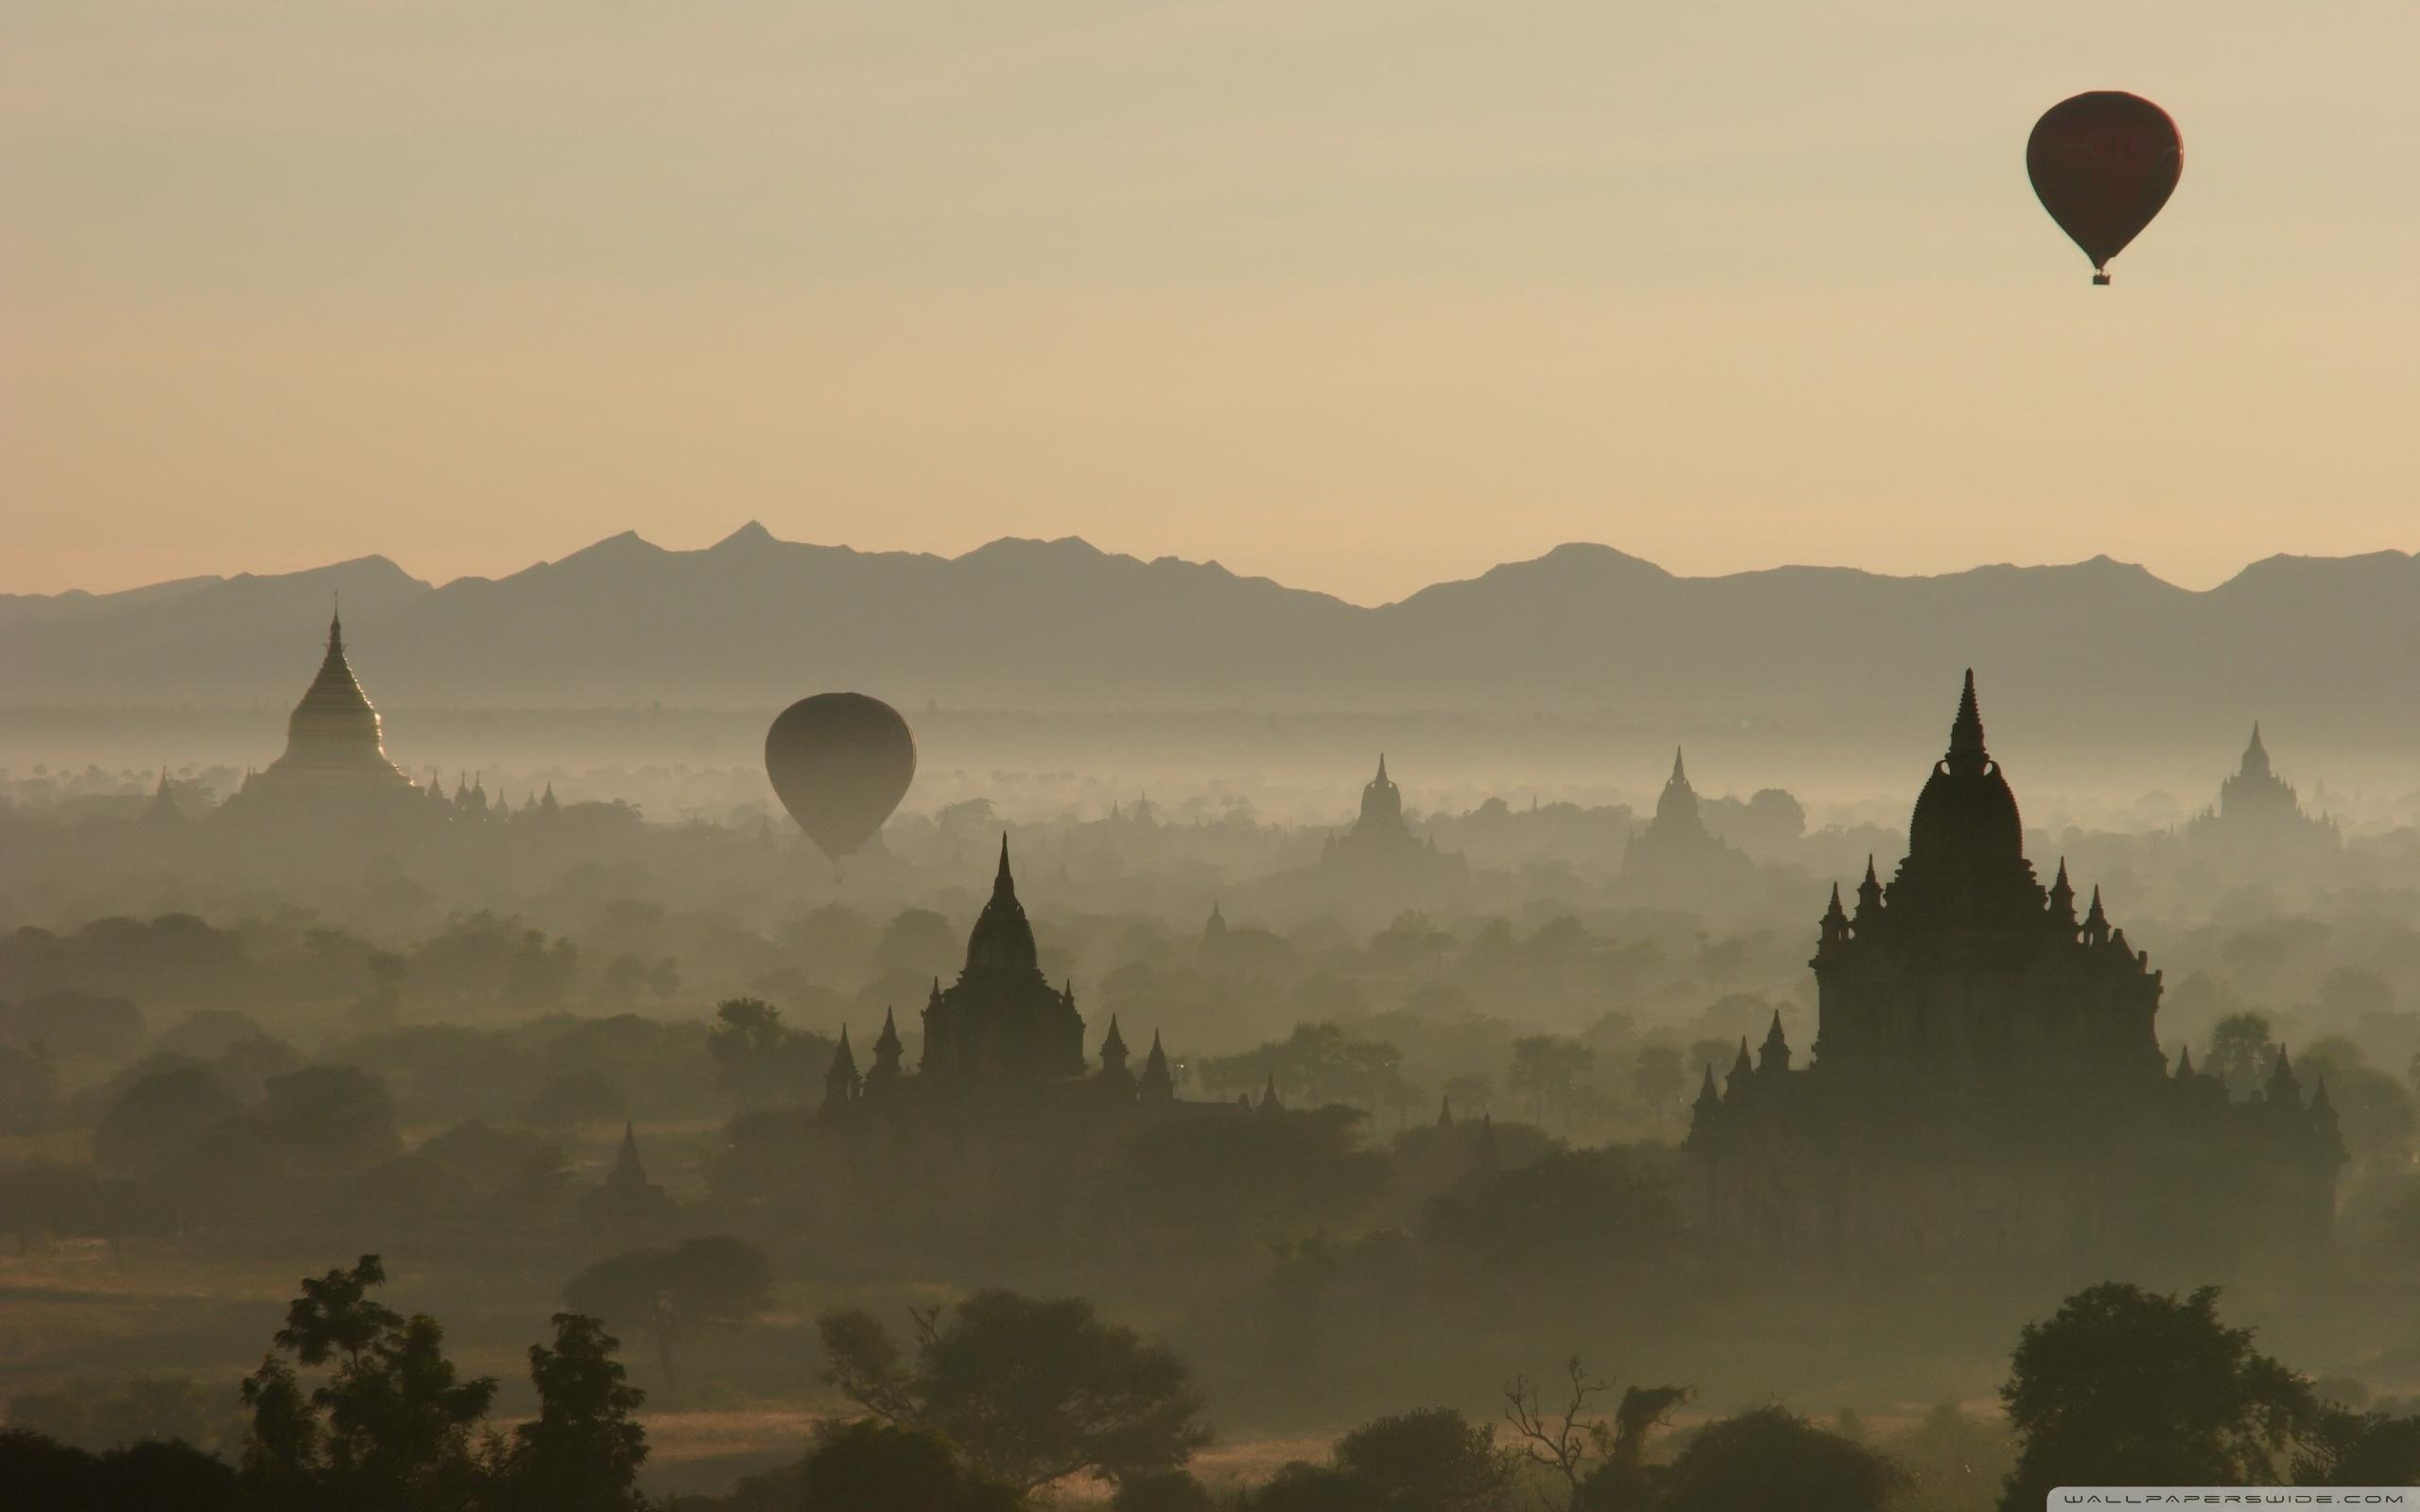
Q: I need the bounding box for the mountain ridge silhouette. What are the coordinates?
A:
[5,526,2417,749]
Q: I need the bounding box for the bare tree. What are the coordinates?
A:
[1504,1358,1689,1512]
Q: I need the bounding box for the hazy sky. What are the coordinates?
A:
[7,2,2416,605]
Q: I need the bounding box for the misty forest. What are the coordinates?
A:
[1,531,2418,1509]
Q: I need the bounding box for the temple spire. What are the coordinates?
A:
[608,1122,646,1188]
[994,833,1014,896]
[1670,747,1688,787]
[1946,668,1987,772]
[2048,857,2077,927]
[1139,1029,1174,1100]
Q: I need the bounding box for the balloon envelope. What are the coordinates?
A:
[2027,92,2182,282]
[765,694,916,863]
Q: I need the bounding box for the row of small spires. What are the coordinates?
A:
[819,1009,1179,1106]
[1818,855,2130,947]
[419,773,560,816]
[1688,1008,2342,1121]
[147,767,561,817]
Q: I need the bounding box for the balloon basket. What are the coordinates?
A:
[2092,272,2111,285]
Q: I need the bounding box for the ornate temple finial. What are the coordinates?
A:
[1375,753,1390,784]
[1695,1063,1720,1106]
[2175,1043,2194,1078]
[1854,853,1884,918]
[1437,1094,1454,1128]
[1946,668,1986,770]
[1670,747,1688,787]
[1758,1010,1791,1074]
[2242,722,2271,777]
[821,1026,859,1113]
[994,833,1014,895]
[329,592,343,652]
[1139,1028,1174,1100]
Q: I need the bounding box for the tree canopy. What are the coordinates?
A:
[820,1288,1211,1492]
[1998,1282,2315,1508]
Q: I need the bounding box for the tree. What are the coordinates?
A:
[2291,1406,2420,1486]
[273,1255,403,1366]
[352,950,406,1032]
[820,1289,1211,1492]
[239,1254,497,1512]
[253,1065,403,1173]
[1332,1408,1512,1512]
[7,1374,247,1456]
[505,928,579,1006]
[1441,1073,1493,1118]
[1663,1407,1905,1512]
[1879,1402,2015,1512]
[564,1235,772,1390]
[1502,1358,1687,1512]
[1421,1150,1681,1304]
[1509,1036,1594,1131]
[522,1071,629,1133]
[1998,1283,2316,1509]
[2206,1012,2277,1099]
[797,1419,1022,1512]
[1114,1469,1219,1511]
[0,1043,60,1130]
[2300,1038,2416,1170]
[495,1313,649,1511]
[1631,1046,1685,1129]
[0,1429,247,1512]
[1253,1460,1382,1511]
[705,997,829,1108]
[875,908,960,979]
[94,1064,239,1175]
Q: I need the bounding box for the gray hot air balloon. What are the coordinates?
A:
[765,693,916,867]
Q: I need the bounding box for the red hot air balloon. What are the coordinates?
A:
[2027,92,2182,284]
[765,693,916,868]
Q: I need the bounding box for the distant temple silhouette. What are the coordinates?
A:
[2185,722,2340,864]
[1689,673,2343,1269]
[1619,747,1752,894]
[914,838,1087,1084]
[1277,755,1468,905]
[197,607,568,831]
[820,840,1180,1111]
[225,606,417,809]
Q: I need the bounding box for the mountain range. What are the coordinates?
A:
[6,524,2418,752]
